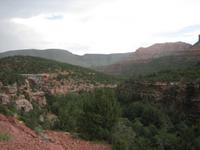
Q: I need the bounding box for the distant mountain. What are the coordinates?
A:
[81,53,131,67]
[0,49,131,68]
[132,42,191,60]
[0,41,193,77]
[97,42,193,76]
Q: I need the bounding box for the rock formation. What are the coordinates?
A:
[191,35,200,51]
[0,94,10,105]
[0,72,116,114]
[16,98,33,112]
[133,42,191,60]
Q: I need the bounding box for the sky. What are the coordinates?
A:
[0,0,200,55]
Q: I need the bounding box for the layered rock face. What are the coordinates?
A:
[191,35,200,51]
[22,73,116,95]
[0,72,116,113]
[0,79,47,113]
[133,42,191,61]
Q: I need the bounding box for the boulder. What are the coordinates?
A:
[4,84,17,95]
[16,99,33,112]
[31,91,47,106]
[46,113,58,127]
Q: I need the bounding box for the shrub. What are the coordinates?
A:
[0,132,11,141]
[20,103,46,130]
[0,103,17,116]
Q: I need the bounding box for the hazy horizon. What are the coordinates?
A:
[0,0,200,55]
[0,40,194,56]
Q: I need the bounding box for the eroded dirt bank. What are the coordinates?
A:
[0,114,110,150]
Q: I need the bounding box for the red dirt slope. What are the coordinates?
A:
[0,114,110,150]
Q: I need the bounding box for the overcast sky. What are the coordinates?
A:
[0,0,200,55]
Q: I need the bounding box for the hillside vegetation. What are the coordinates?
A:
[0,56,119,85]
[130,63,200,82]
[0,49,131,68]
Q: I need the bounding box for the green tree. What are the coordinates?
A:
[47,93,83,131]
[111,118,136,150]
[79,88,121,140]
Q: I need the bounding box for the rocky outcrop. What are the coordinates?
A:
[31,92,47,106]
[15,98,33,112]
[0,72,116,114]
[22,73,116,96]
[191,35,200,51]
[0,94,10,105]
[133,42,191,60]
[3,84,17,96]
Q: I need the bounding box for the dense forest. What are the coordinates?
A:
[1,86,199,150]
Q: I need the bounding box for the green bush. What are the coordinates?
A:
[20,103,46,130]
[0,132,11,141]
[0,103,17,116]
[125,102,165,128]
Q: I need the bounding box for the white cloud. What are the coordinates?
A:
[10,0,200,54]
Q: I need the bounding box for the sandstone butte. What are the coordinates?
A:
[191,35,200,51]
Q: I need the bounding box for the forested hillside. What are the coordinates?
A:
[0,56,118,85]
[0,49,131,68]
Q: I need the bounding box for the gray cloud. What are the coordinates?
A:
[0,0,72,18]
[0,0,199,54]
[0,20,43,51]
[0,0,92,52]
[0,0,107,19]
